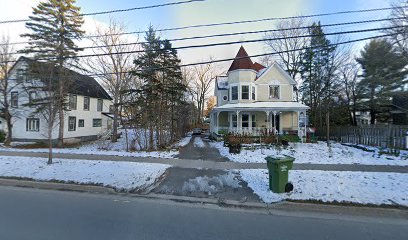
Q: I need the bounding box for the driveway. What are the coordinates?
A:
[176,135,229,162]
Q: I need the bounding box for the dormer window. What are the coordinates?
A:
[231,86,238,100]
[269,85,280,99]
[241,85,249,100]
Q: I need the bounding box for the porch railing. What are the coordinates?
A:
[216,127,278,136]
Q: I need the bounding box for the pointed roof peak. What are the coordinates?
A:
[228,46,254,72]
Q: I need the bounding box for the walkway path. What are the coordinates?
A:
[0,150,407,173]
[176,135,229,161]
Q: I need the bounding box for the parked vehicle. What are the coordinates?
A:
[192,128,202,135]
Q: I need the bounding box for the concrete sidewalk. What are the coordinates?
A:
[0,150,407,173]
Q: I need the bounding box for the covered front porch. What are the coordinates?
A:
[210,102,309,138]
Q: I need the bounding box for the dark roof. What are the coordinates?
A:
[252,62,266,71]
[228,46,255,72]
[16,57,112,100]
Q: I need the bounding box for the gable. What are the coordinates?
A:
[255,63,296,85]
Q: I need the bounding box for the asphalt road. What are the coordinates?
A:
[0,186,406,240]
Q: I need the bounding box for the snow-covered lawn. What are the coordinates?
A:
[0,129,181,159]
[240,169,408,206]
[210,141,408,166]
[173,136,192,148]
[193,137,205,148]
[0,156,170,191]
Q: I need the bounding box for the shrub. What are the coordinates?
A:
[280,134,301,143]
[0,130,5,143]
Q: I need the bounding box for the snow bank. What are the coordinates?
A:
[173,136,192,148]
[210,141,408,166]
[193,137,205,148]
[0,156,170,191]
[182,172,241,194]
[240,169,408,206]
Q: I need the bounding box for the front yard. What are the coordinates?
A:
[240,169,408,206]
[0,156,170,192]
[210,141,408,166]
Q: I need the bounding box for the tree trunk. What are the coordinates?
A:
[48,125,53,165]
[4,111,12,146]
[57,107,64,147]
[112,104,118,142]
[326,111,330,147]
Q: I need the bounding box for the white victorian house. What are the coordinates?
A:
[0,57,113,143]
[210,46,309,138]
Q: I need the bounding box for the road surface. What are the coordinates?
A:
[0,186,406,240]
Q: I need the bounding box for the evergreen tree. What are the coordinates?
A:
[300,22,336,128]
[21,0,84,147]
[131,26,187,149]
[356,39,408,124]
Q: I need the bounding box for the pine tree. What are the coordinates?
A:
[21,0,84,148]
[300,22,336,128]
[131,26,187,149]
[356,39,408,124]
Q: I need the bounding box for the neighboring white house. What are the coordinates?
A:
[210,46,309,137]
[0,57,113,143]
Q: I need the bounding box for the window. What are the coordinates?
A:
[252,86,256,100]
[83,97,90,111]
[241,85,249,100]
[78,119,84,128]
[11,92,18,108]
[69,94,77,110]
[232,114,237,127]
[26,118,39,132]
[16,69,25,83]
[242,114,249,128]
[68,116,76,131]
[93,118,102,127]
[29,91,36,104]
[222,95,228,101]
[252,114,256,127]
[269,85,280,99]
[97,99,103,112]
[231,86,238,100]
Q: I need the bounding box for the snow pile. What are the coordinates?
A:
[193,137,205,148]
[240,169,408,206]
[210,141,408,166]
[182,172,241,195]
[0,156,170,191]
[173,136,192,148]
[0,146,178,159]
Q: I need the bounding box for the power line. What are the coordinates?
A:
[0,0,206,24]
[4,32,399,80]
[1,25,402,63]
[1,19,403,57]
[4,16,399,47]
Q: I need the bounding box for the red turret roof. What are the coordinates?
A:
[228,46,254,72]
[253,62,266,71]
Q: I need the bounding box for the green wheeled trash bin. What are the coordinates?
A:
[266,155,295,193]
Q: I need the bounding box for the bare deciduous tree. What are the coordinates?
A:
[86,19,139,142]
[188,60,218,124]
[386,0,408,55]
[263,18,310,100]
[0,35,17,146]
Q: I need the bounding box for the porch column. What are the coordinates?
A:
[236,110,240,134]
[264,111,270,133]
[216,111,220,134]
[272,111,277,134]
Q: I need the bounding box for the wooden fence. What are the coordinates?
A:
[315,125,408,150]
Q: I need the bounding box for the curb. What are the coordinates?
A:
[0,178,407,219]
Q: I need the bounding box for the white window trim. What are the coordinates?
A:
[241,84,250,100]
[251,85,256,101]
[269,85,281,100]
[230,84,239,101]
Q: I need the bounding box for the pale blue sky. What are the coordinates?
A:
[0,0,393,68]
